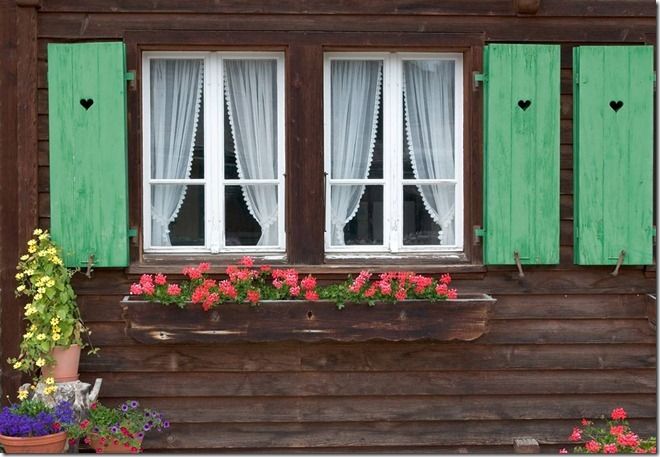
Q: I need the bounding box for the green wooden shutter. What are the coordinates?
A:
[48,42,130,267]
[482,44,560,265]
[573,46,654,265]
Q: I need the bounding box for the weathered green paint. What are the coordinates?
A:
[573,46,654,265]
[483,44,560,265]
[48,42,129,267]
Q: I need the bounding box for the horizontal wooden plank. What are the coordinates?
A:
[82,369,656,397]
[122,297,494,343]
[37,0,656,17]
[135,419,657,449]
[482,319,654,344]
[94,394,657,423]
[492,293,647,319]
[147,445,515,454]
[37,15,654,41]
[79,343,656,372]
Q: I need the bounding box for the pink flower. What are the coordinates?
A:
[202,293,219,311]
[569,427,582,442]
[246,289,260,304]
[183,266,202,280]
[440,273,452,285]
[364,286,376,298]
[154,273,167,285]
[198,262,211,273]
[395,288,407,301]
[378,280,392,295]
[617,433,640,448]
[581,418,592,426]
[239,256,254,267]
[129,283,143,295]
[610,425,625,436]
[273,279,283,289]
[290,286,301,297]
[304,290,319,301]
[219,280,237,299]
[559,449,568,454]
[634,448,647,454]
[611,407,627,421]
[603,444,617,454]
[585,440,601,453]
[260,265,272,273]
[142,282,155,295]
[435,283,448,296]
[447,288,458,299]
[300,275,317,291]
[166,284,181,296]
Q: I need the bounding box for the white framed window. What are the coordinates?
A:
[324,52,464,255]
[142,51,285,254]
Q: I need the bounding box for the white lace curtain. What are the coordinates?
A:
[150,59,204,246]
[224,60,279,246]
[330,60,382,245]
[403,60,456,245]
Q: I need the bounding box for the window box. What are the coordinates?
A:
[120,294,495,343]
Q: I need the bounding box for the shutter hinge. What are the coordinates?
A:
[128,227,138,238]
[125,71,135,81]
[651,226,656,244]
[473,226,486,245]
[574,71,579,85]
[472,72,486,90]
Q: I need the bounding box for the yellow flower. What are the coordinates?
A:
[25,269,34,276]
[45,377,55,385]
[33,229,43,236]
[52,333,61,342]
[23,332,33,339]
[36,333,46,341]
[20,255,29,261]
[29,324,37,331]
[50,317,60,326]
[27,246,36,254]
[12,361,22,369]
[38,234,47,241]
[16,285,25,293]
[37,287,46,294]
[15,273,24,280]
[34,293,42,300]
[17,390,28,401]
[27,239,37,246]
[37,250,46,257]
[35,358,46,367]
[47,280,55,288]
[44,385,58,395]
[24,307,35,317]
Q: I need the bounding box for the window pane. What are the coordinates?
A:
[402,184,455,246]
[330,60,383,180]
[402,59,455,180]
[225,184,279,247]
[150,59,204,179]
[151,184,205,247]
[330,185,383,246]
[224,59,278,180]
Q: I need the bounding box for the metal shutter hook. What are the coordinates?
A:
[610,250,625,277]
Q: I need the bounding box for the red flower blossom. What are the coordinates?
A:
[80,419,90,430]
[611,408,627,421]
[83,437,91,444]
[154,273,167,285]
[131,447,138,454]
[435,283,448,296]
[129,283,143,295]
[569,427,582,442]
[183,266,202,280]
[603,444,617,454]
[581,418,591,426]
[53,422,61,431]
[142,282,155,295]
[300,275,317,291]
[139,274,153,286]
[447,288,458,299]
[585,440,601,453]
[394,288,407,301]
[246,289,260,304]
[273,279,283,289]
[290,286,301,297]
[364,286,376,298]
[219,280,237,299]
[260,265,272,273]
[90,402,98,410]
[610,425,625,436]
[167,284,181,296]
[198,262,211,273]
[617,433,640,448]
[304,290,319,301]
[239,256,254,267]
[440,273,452,285]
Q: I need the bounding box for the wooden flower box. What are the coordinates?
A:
[120,294,495,343]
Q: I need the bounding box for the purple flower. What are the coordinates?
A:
[144,412,151,418]
[0,401,71,438]
[137,432,144,439]
[110,425,119,434]
[163,421,170,429]
[130,401,139,409]
[121,404,129,412]
[143,424,151,431]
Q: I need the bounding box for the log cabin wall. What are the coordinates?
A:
[0,0,656,452]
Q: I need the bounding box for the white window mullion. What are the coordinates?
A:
[207,53,223,253]
[454,54,465,249]
[277,54,286,249]
[142,56,153,250]
[323,56,332,250]
[390,54,404,253]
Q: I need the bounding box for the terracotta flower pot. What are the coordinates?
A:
[87,434,144,454]
[0,431,67,453]
[42,344,81,382]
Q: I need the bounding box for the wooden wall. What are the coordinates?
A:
[1,0,656,452]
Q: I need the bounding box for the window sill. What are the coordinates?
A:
[120,294,495,343]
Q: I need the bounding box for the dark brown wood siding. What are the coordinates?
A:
[1,0,655,452]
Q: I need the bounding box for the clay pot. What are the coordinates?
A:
[0,431,67,453]
[87,434,144,454]
[42,344,81,382]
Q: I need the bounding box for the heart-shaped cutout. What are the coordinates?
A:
[518,99,532,111]
[609,100,624,112]
[80,98,94,110]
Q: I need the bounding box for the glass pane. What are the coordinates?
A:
[330,185,383,246]
[150,59,204,179]
[402,59,455,180]
[151,184,205,247]
[330,60,383,179]
[402,184,455,246]
[225,184,279,247]
[224,60,278,180]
